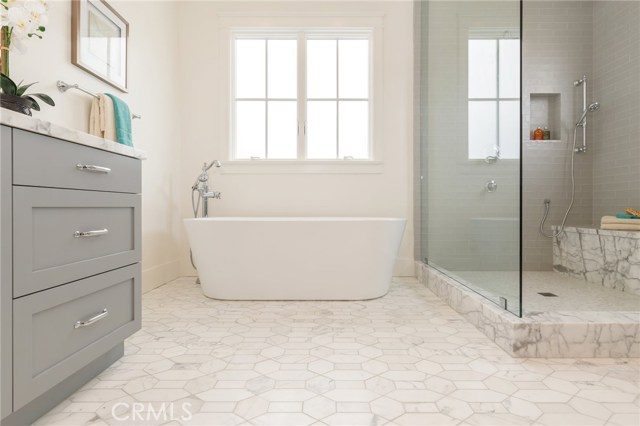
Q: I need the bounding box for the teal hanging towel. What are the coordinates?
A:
[105,93,133,147]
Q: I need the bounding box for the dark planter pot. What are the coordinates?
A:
[0,93,32,116]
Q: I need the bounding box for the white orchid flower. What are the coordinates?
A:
[34,12,47,28]
[28,9,47,29]
[0,0,48,60]
[9,35,26,53]
[7,6,31,36]
[3,0,19,8]
[0,8,8,27]
[25,0,46,14]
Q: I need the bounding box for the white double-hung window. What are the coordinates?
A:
[232,30,372,161]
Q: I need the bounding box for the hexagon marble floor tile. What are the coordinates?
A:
[35,277,639,426]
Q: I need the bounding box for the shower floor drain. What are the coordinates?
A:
[538,292,558,297]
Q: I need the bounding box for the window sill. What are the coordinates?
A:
[220,160,384,174]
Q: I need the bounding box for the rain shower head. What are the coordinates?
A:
[576,102,600,127]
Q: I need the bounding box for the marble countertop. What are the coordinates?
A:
[0,109,146,160]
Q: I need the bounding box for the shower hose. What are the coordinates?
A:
[538,126,579,238]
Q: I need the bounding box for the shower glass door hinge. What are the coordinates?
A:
[499,297,508,310]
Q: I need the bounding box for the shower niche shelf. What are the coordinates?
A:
[525,139,562,144]
[530,93,561,141]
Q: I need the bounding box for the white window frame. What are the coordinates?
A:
[232,30,372,161]
[231,31,299,161]
[467,29,520,161]
[217,14,384,174]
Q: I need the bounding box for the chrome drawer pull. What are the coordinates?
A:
[76,163,111,174]
[74,309,108,329]
[74,228,109,238]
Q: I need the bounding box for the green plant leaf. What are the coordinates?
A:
[16,82,37,97]
[31,93,55,106]
[0,73,17,95]
[25,96,41,111]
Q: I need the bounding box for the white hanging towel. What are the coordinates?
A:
[89,94,117,142]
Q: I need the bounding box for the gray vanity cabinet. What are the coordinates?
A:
[12,187,141,297]
[0,126,13,420]
[0,125,142,426]
[13,264,140,410]
[12,128,141,193]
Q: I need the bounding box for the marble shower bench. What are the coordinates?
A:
[553,226,640,297]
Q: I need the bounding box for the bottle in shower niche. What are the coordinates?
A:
[533,127,544,140]
[543,127,551,140]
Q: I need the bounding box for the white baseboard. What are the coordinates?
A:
[142,260,180,293]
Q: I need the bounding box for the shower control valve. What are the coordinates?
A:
[486,180,498,193]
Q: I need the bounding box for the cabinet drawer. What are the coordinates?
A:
[13,129,141,194]
[13,187,140,297]
[13,264,140,410]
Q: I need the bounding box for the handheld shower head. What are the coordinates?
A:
[576,101,599,127]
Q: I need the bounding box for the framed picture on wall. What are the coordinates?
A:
[71,0,129,92]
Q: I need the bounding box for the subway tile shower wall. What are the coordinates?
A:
[523,1,640,272]
[591,0,640,224]
[523,1,589,271]
[522,1,595,271]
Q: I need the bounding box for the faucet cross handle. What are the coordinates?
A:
[204,191,222,200]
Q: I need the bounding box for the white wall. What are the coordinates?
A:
[11,0,182,292]
[177,1,415,276]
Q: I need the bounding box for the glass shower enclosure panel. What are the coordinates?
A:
[419,0,522,315]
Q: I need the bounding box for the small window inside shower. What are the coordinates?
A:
[467,29,520,160]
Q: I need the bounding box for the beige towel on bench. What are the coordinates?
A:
[601,224,640,231]
[601,216,640,225]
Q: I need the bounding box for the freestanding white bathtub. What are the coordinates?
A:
[184,217,406,300]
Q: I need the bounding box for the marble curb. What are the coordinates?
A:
[416,262,640,358]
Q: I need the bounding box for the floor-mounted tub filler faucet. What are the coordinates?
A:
[190,160,222,283]
[192,160,222,218]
